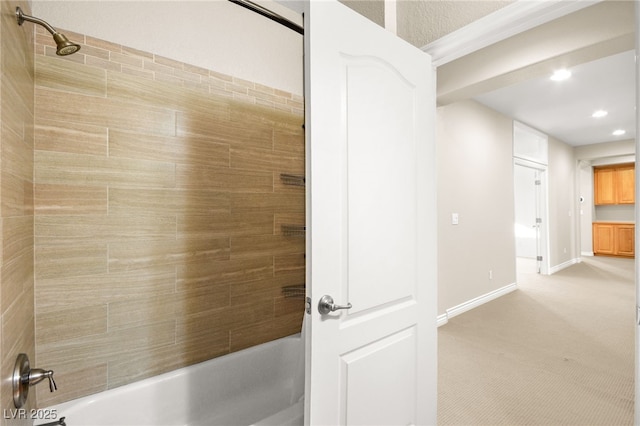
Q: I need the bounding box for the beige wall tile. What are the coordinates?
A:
[36,88,176,136]
[274,253,305,277]
[35,214,176,245]
[35,151,176,188]
[176,111,272,149]
[176,256,273,291]
[230,235,305,259]
[108,238,230,272]
[109,188,230,216]
[177,212,273,239]
[35,184,108,216]
[1,0,36,418]
[3,216,33,266]
[31,29,304,408]
[35,244,108,280]
[175,284,231,317]
[36,362,108,407]
[1,250,33,313]
[108,294,176,331]
[35,267,176,313]
[229,311,302,352]
[230,192,305,213]
[35,118,108,155]
[37,320,176,366]
[175,165,274,192]
[36,305,108,345]
[3,123,34,182]
[2,172,33,217]
[230,146,304,174]
[35,55,107,96]
[109,130,230,167]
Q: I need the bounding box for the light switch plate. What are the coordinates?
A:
[452,213,459,225]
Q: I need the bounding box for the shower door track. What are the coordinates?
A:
[228,0,304,35]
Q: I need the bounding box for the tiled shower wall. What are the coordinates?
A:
[1,1,36,422]
[33,27,305,406]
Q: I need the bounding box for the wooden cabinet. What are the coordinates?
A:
[594,164,635,205]
[617,166,635,204]
[593,222,635,258]
[616,224,635,257]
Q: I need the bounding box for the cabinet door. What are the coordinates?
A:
[616,225,635,256]
[617,166,635,204]
[593,223,616,255]
[594,168,616,205]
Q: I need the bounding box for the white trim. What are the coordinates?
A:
[439,283,518,326]
[549,258,581,275]
[421,0,601,67]
[384,0,397,35]
[436,313,448,327]
[513,158,550,276]
[581,251,595,257]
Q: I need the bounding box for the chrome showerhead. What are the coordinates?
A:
[16,7,81,56]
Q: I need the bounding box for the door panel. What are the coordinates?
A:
[304,1,437,424]
[616,225,635,256]
[347,56,417,315]
[593,223,615,255]
[341,327,417,425]
[594,168,616,205]
[617,166,635,204]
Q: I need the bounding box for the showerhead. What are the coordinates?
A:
[16,7,81,56]
[52,33,81,56]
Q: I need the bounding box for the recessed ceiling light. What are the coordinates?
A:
[613,129,626,136]
[592,110,608,118]
[550,69,571,81]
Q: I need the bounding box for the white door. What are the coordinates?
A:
[514,164,538,260]
[304,1,437,425]
[513,162,548,274]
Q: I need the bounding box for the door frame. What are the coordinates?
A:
[422,0,637,421]
[513,158,549,275]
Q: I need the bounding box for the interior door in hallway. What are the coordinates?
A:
[514,161,548,274]
[304,0,437,424]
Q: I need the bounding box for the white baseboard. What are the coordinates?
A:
[437,282,517,327]
[549,258,581,275]
[437,313,448,327]
[581,251,594,257]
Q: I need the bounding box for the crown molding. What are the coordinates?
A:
[422,0,602,67]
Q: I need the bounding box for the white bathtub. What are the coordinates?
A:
[36,334,305,426]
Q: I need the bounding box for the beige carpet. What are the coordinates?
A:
[438,256,635,425]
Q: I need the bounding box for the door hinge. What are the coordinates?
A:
[536,218,542,224]
[535,180,541,185]
[637,306,640,325]
[536,256,543,261]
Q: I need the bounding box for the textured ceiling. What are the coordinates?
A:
[396,0,514,47]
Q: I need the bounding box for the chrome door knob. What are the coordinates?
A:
[318,295,352,315]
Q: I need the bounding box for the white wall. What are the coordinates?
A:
[436,99,516,316]
[32,1,304,95]
[437,99,581,315]
[578,161,594,255]
[547,136,577,267]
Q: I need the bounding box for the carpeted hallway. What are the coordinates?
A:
[438,256,635,425]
